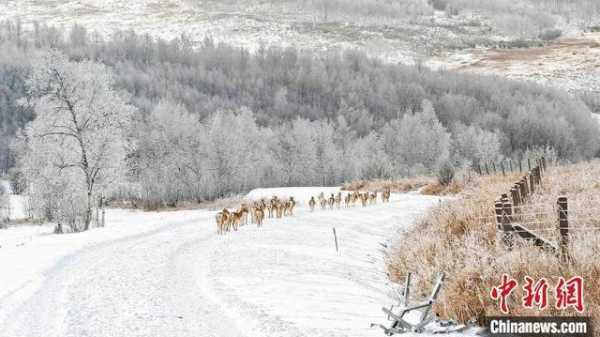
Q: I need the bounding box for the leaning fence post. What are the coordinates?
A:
[557,197,569,261]
[485,163,490,175]
[403,272,412,306]
[332,227,339,253]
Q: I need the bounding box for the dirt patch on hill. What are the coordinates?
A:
[456,33,600,93]
[468,36,600,64]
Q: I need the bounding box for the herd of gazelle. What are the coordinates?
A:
[215,188,391,234]
[308,189,391,211]
[215,196,296,234]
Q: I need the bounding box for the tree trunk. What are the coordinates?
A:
[54,222,63,234]
[83,191,93,231]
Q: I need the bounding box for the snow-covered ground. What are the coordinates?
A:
[0,187,464,337]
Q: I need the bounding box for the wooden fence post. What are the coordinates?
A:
[501,198,514,250]
[485,163,490,175]
[557,197,569,261]
[493,162,497,174]
[528,158,532,171]
[519,160,523,173]
[495,200,504,232]
[522,178,530,200]
[501,162,506,176]
[510,186,521,217]
[509,159,513,172]
[511,186,521,207]
[542,156,547,171]
[529,172,535,194]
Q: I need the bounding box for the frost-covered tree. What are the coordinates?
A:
[135,100,205,208]
[452,124,503,167]
[205,108,269,198]
[313,120,342,185]
[272,119,318,186]
[355,132,394,180]
[18,52,134,231]
[383,100,451,176]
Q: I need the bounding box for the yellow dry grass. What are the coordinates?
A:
[342,177,464,196]
[388,161,600,330]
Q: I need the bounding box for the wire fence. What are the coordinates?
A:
[488,156,600,262]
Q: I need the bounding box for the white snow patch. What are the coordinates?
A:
[0,208,206,306]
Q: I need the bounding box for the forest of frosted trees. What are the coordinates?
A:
[0,21,598,230]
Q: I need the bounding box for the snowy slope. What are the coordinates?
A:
[0,188,463,337]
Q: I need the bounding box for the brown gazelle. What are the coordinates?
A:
[216,209,229,234]
[334,192,342,208]
[309,196,316,211]
[360,193,368,207]
[369,192,377,205]
[319,195,327,209]
[382,188,391,203]
[255,206,265,227]
[344,193,351,208]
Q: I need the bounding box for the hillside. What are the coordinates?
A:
[1,0,599,95]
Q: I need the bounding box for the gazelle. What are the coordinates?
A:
[309,196,316,211]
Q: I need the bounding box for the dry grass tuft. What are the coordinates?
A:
[342,176,464,195]
[388,161,600,330]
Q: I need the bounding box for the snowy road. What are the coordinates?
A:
[0,190,441,337]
